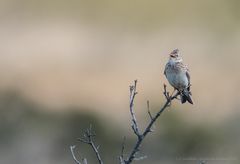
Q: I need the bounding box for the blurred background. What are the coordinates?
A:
[0,0,240,164]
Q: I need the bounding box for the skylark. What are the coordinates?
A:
[164,49,193,104]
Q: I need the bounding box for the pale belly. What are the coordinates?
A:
[166,71,188,90]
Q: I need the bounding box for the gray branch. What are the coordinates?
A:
[71,80,180,164]
[70,145,88,164]
[119,136,126,164]
[129,80,141,137]
[70,125,103,164]
[77,125,103,164]
[123,81,180,164]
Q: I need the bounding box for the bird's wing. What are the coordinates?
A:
[186,70,190,85]
[176,62,191,85]
[164,63,168,75]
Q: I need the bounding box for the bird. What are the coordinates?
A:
[164,49,193,104]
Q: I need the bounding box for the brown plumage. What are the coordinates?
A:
[164,49,193,104]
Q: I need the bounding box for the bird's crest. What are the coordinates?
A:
[170,49,179,58]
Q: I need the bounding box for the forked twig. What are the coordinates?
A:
[123,81,180,164]
[77,125,103,164]
[147,100,153,121]
[70,145,88,164]
[70,125,103,164]
[71,80,180,164]
[129,80,141,138]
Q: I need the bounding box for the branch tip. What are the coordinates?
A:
[70,145,83,164]
[72,80,181,164]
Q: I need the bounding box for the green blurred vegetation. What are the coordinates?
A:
[0,90,239,164]
[0,90,120,163]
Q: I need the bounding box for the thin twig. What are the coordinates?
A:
[121,136,126,158]
[82,159,88,164]
[71,80,180,164]
[129,80,141,137]
[119,136,126,164]
[70,145,84,164]
[146,100,154,133]
[77,125,103,164]
[124,82,180,164]
[147,100,153,121]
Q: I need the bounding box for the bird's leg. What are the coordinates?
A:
[173,89,181,100]
[170,88,176,97]
[166,88,177,108]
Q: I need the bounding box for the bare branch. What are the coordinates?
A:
[146,100,155,132]
[120,143,125,158]
[71,80,181,164]
[70,145,85,164]
[147,100,153,120]
[82,158,88,164]
[121,136,126,158]
[163,83,170,100]
[77,125,103,164]
[119,136,126,164]
[129,80,141,137]
[119,156,125,164]
[124,82,180,164]
[89,140,103,164]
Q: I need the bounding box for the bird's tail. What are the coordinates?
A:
[180,88,193,104]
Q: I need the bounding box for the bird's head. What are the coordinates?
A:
[169,49,182,62]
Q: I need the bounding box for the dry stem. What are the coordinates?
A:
[70,80,180,164]
[124,81,179,164]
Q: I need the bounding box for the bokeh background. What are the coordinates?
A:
[0,0,240,164]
